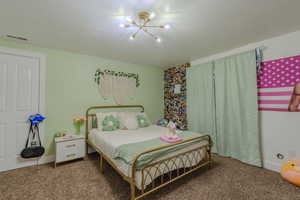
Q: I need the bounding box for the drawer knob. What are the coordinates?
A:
[66,144,76,148]
[66,153,76,158]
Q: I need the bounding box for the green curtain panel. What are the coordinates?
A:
[214,50,262,167]
[187,62,217,152]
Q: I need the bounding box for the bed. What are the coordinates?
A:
[85,105,212,200]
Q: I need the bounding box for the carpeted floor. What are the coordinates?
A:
[0,154,299,200]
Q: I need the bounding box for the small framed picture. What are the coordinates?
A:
[174,84,181,94]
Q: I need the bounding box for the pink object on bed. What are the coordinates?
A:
[160,136,183,143]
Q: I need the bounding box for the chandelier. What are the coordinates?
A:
[120,11,170,42]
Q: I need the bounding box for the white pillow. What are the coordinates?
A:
[96,112,119,131]
[118,112,139,130]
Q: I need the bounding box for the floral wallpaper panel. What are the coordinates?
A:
[164,63,190,130]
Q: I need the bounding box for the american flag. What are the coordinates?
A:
[257,55,300,111]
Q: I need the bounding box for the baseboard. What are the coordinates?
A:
[263,160,281,172]
[39,155,55,164]
[15,155,55,170]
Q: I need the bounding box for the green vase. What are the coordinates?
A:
[74,124,81,135]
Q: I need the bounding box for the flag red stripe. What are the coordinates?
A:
[258,100,290,104]
[258,91,292,96]
[259,108,293,112]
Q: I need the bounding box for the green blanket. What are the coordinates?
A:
[113,131,207,169]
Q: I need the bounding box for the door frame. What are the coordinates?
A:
[0,46,47,168]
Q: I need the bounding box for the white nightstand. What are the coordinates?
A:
[54,135,85,168]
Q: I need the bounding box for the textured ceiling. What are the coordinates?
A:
[1,0,300,67]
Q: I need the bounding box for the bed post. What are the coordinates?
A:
[130,180,136,200]
[208,135,212,168]
[99,154,104,173]
[131,156,137,200]
[85,107,90,158]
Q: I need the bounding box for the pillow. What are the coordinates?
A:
[96,112,118,131]
[118,112,139,130]
[102,115,120,131]
[137,114,151,128]
[138,112,152,124]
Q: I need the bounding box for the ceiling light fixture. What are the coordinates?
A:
[120,11,170,42]
[149,12,156,19]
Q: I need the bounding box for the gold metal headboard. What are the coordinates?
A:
[85,105,145,140]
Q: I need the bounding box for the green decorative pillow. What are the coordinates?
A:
[137,114,151,128]
[102,115,120,131]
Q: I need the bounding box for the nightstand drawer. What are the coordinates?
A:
[62,140,82,151]
[59,151,81,162]
[55,138,85,163]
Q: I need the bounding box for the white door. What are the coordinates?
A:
[0,53,39,172]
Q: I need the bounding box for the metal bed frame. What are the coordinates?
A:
[85,105,212,200]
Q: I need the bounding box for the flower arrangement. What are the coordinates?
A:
[73,117,86,135]
[156,119,169,127]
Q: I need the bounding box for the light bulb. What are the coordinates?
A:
[164,24,171,29]
[126,16,133,23]
[156,37,161,43]
[120,24,130,28]
[129,36,134,40]
[149,12,156,19]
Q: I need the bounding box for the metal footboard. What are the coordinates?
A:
[130,135,212,200]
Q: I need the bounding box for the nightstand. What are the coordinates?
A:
[54,135,85,168]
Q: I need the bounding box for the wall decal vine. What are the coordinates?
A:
[94,69,140,87]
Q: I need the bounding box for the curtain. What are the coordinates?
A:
[98,74,112,99]
[98,74,137,103]
[214,50,262,167]
[112,76,130,105]
[127,78,137,99]
[187,62,217,152]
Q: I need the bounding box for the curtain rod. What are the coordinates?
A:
[191,45,267,66]
[258,45,267,51]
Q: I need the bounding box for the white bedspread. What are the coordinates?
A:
[89,125,171,158]
[88,125,208,189]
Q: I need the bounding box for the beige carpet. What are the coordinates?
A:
[0,154,299,200]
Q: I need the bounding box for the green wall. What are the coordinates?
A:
[0,40,164,156]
